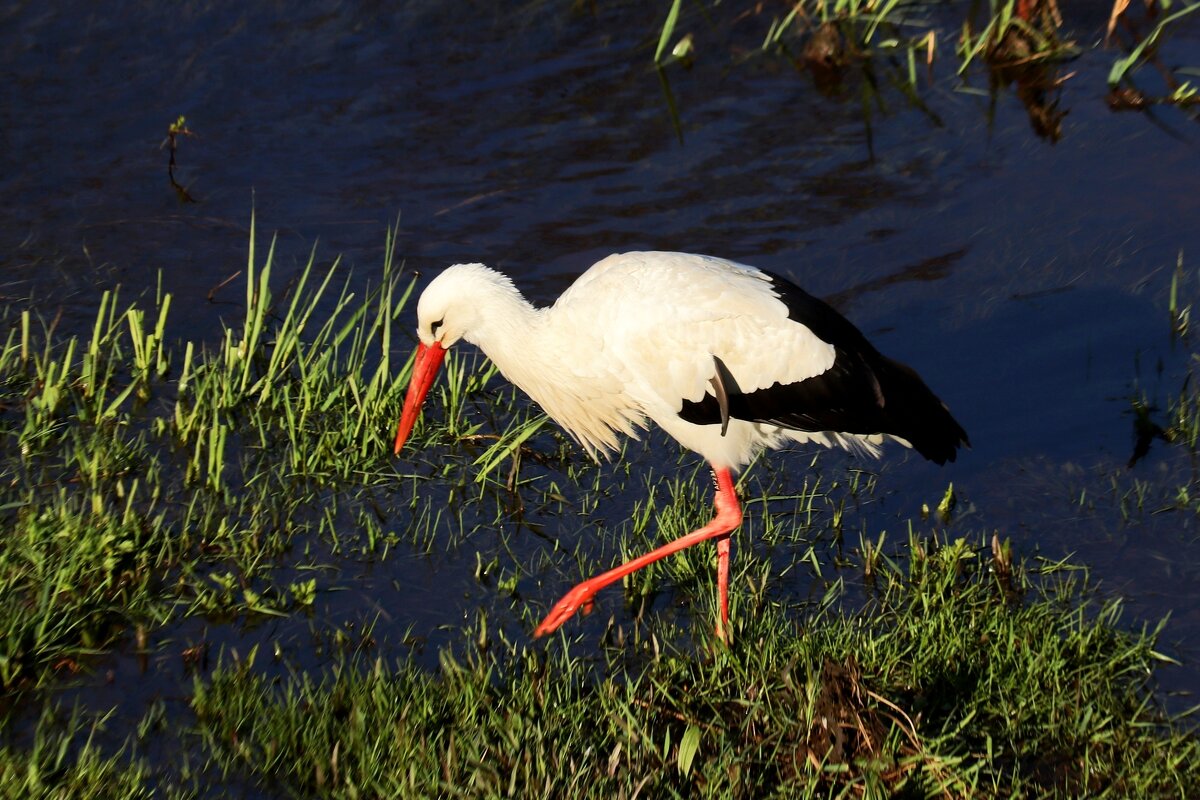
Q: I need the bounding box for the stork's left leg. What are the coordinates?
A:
[533,467,742,639]
[715,533,732,641]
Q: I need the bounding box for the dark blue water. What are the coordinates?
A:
[3,0,1200,786]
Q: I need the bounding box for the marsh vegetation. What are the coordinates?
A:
[2,0,1200,796]
[2,225,1199,796]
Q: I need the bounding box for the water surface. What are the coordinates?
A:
[3,0,1200,777]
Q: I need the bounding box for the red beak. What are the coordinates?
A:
[393,342,447,454]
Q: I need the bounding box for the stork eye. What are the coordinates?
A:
[431,318,444,336]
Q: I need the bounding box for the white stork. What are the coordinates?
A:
[392,252,968,640]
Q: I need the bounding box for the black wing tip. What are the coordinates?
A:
[916,435,969,466]
[908,406,970,466]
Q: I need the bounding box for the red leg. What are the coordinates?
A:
[716,533,731,642]
[534,466,742,638]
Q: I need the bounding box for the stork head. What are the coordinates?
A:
[393,264,517,454]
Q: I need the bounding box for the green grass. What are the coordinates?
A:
[0,705,151,800]
[2,225,1199,796]
[191,538,1199,798]
[0,216,464,695]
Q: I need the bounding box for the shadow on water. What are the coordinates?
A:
[2,0,1200,790]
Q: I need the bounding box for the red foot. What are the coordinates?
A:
[534,581,598,637]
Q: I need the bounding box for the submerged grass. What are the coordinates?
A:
[192,539,1199,798]
[654,0,1199,123]
[1106,0,1200,107]
[654,0,1078,74]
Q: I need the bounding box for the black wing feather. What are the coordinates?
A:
[678,271,969,465]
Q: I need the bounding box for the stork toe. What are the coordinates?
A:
[533,581,599,637]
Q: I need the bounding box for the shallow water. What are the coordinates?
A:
[3,0,1200,781]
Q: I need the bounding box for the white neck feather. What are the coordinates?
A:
[453,268,644,459]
